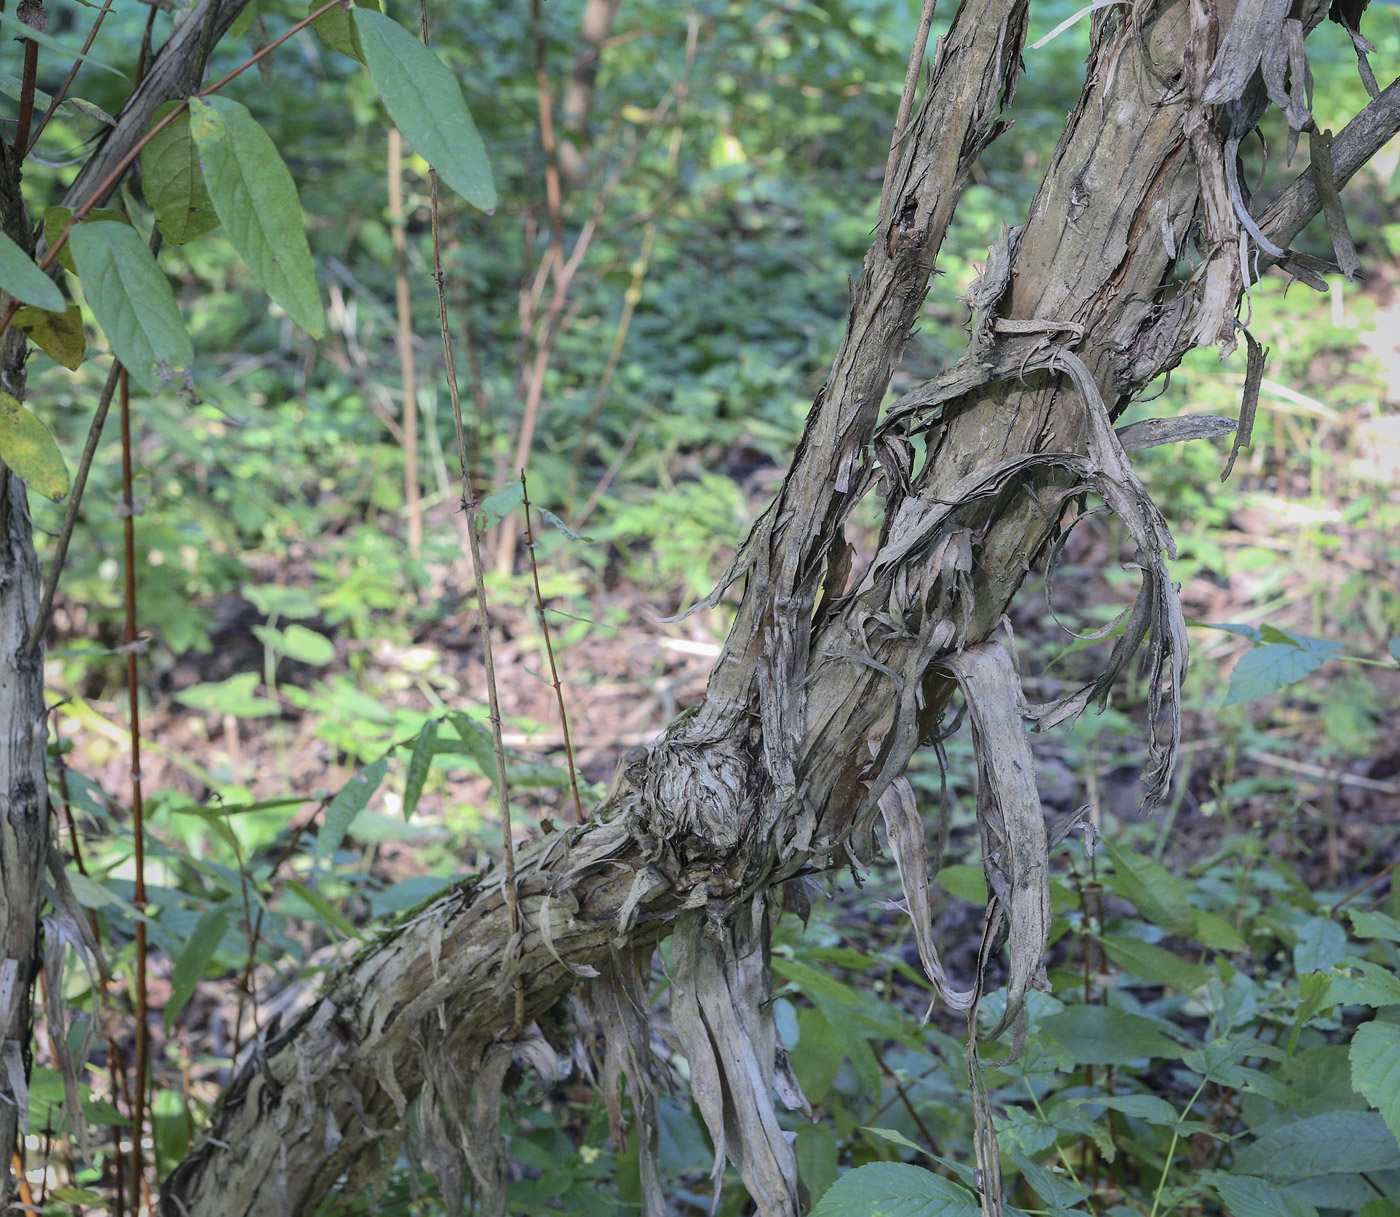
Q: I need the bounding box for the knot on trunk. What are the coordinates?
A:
[629,733,762,864]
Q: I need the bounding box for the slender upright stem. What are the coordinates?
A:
[118,367,150,1208]
[520,472,583,823]
[388,127,421,554]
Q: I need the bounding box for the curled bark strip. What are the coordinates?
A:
[879,776,977,1013]
[584,946,665,1217]
[1221,328,1265,480]
[669,902,801,1217]
[1309,126,1361,279]
[937,644,1050,1058]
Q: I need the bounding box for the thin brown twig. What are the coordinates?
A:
[520,471,584,824]
[878,0,939,228]
[23,0,116,153]
[13,17,39,160]
[421,0,524,1031]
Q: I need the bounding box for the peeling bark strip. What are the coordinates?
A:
[0,0,1359,1214]
[1,138,50,1209]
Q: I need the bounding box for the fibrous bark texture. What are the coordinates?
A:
[2,0,1391,1212]
[1,139,49,1211]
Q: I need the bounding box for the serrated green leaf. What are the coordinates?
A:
[476,482,523,530]
[1068,1093,1181,1126]
[282,878,363,941]
[1105,842,1196,934]
[1011,1152,1089,1209]
[0,230,64,310]
[14,303,85,369]
[1206,1172,1318,1217]
[402,720,437,820]
[356,9,497,211]
[1224,643,1332,706]
[188,97,324,338]
[1039,1005,1185,1065]
[310,0,379,62]
[0,392,70,501]
[1351,1021,1400,1145]
[316,756,388,859]
[809,1163,979,1217]
[1193,908,1248,952]
[68,221,194,395]
[1234,1110,1400,1177]
[142,104,221,246]
[164,907,230,1028]
[44,206,128,275]
[1348,909,1400,941]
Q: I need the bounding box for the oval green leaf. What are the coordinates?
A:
[44,206,128,275]
[0,230,64,311]
[0,392,70,501]
[14,303,86,370]
[142,103,221,246]
[809,1163,979,1217]
[188,97,325,338]
[309,0,380,63]
[355,8,497,211]
[68,221,193,395]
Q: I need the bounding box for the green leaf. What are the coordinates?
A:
[444,711,501,786]
[1292,915,1346,974]
[1193,908,1248,952]
[1011,1153,1089,1209]
[14,303,86,369]
[540,507,592,542]
[1390,639,1400,665]
[68,221,194,395]
[188,97,325,338]
[279,624,335,665]
[1234,1111,1400,1177]
[316,756,388,859]
[476,482,523,530]
[808,1163,980,1217]
[1200,621,1263,642]
[1206,1172,1318,1217]
[1104,842,1196,935]
[310,0,380,63]
[1067,1093,1181,1126]
[1224,636,1341,706]
[228,0,258,39]
[282,878,364,941]
[1351,1021,1400,1145]
[0,230,63,310]
[0,392,70,501]
[0,12,126,77]
[1348,909,1400,941]
[862,1127,935,1160]
[796,1123,839,1207]
[164,907,230,1028]
[44,206,128,275]
[402,720,437,820]
[936,864,988,907]
[1038,1006,1185,1066]
[1361,1199,1400,1217]
[141,104,221,246]
[356,8,497,211]
[173,672,279,718]
[1101,934,1208,991]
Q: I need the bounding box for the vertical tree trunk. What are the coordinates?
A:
[0,139,50,1211]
